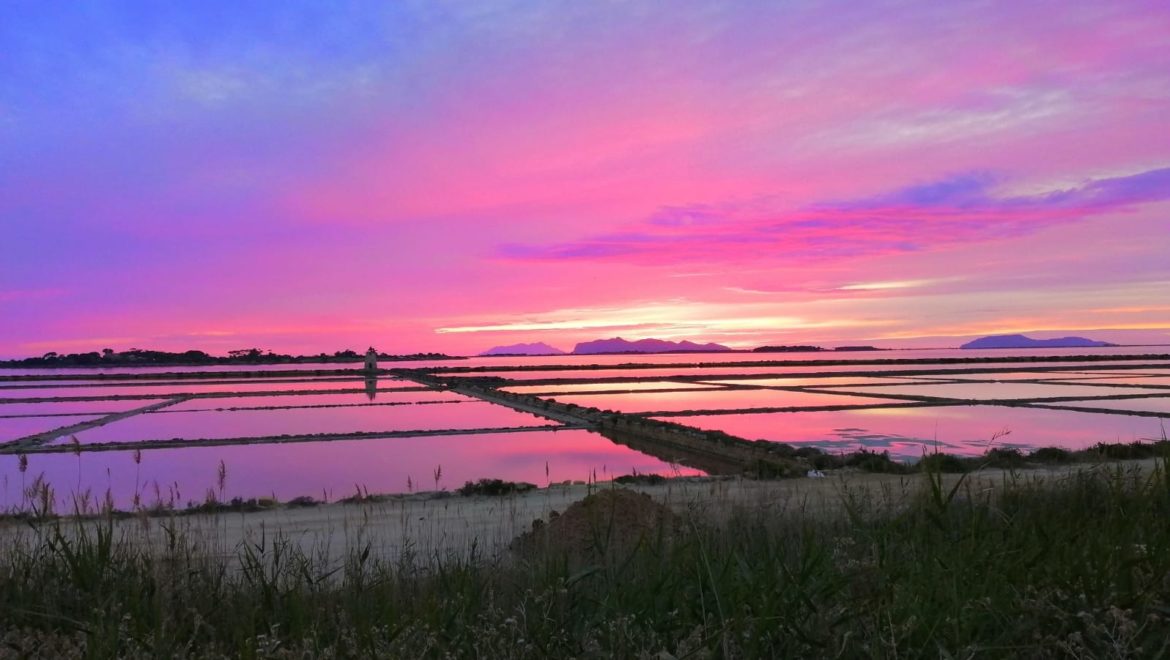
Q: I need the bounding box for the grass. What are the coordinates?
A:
[3,457,1170,657]
[4,439,1169,522]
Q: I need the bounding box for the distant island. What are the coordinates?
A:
[751,345,881,353]
[572,337,732,355]
[483,339,889,356]
[479,342,566,356]
[0,348,463,368]
[960,334,1116,350]
[752,345,825,353]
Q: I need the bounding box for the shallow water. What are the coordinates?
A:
[1031,397,1170,415]
[1038,377,1170,388]
[698,376,934,388]
[0,376,376,391]
[61,401,554,444]
[0,362,393,377]
[652,405,1170,460]
[500,381,721,394]
[0,429,702,511]
[0,400,163,417]
[823,382,1168,401]
[906,371,1106,382]
[163,390,472,411]
[5,350,1170,512]
[444,345,1170,368]
[1,416,107,442]
[449,360,1170,382]
[546,388,906,413]
[0,380,409,400]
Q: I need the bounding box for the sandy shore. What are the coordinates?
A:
[2,460,1158,567]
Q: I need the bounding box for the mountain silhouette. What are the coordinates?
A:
[572,337,732,354]
[479,342,566,356]
[960,334,1114,349]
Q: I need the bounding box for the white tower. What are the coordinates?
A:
[364,347,378,373]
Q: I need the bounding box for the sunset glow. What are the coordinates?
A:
[3,2,1169,357]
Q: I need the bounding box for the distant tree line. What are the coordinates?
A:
[1,348,462,368]
[752,345,881,353]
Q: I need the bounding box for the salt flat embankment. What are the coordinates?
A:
[4,460,1156,567]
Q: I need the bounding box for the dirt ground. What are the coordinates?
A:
[2,460,1158,567]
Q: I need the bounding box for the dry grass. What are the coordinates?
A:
[3,456,1170,657]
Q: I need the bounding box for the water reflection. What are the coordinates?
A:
[65,401,555,444]
[6,351,1170,514]
[655,406,1169,460]
[1,416,105,442]
[551,388,906,413]
[0,430,703,511]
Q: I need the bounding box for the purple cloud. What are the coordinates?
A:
[500,167,1170,265]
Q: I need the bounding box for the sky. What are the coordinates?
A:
[2,1,1169,358]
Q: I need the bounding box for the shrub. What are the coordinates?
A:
[984,447,1027,469]
[457,478,537,497]
[844,449,908,473]
[918,452,970,473]
[1091,442,1154,460]
[613,473,667,486]
[1029,446,1072,463]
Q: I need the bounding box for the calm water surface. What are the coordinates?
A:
[548,388,907,413]
[4,349,1170,512]
[654,406,1170,460]
[1033,397,1170,415]
[1,416,106,442]
[827,382,1168,401]
[0,400,164,416]
[2,429,700,510]
[163,390,472,411]
[61,402,553,444]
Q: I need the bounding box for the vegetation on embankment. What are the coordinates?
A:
[458,378,1170,479]
[0,347,461,370]
[788,438,1170,475]
[2,459,1170,657]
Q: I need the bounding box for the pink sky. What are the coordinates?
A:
[1,1,1169,358]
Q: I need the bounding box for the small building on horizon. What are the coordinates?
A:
[364,347,378,373]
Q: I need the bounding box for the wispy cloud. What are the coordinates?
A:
[810,88,1074,150]
[435,300,896,346]
[20,337,139,351]
[500,167,1170,265]
[837,278,964,292]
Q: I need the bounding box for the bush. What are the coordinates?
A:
[1090,442,1154,460]
[845,449,908,474]
[806,452,843,470]
[752,459,800,478]
[286,495,319,508]
[613,473,667,486]
[1029,446,1072,463]
[984,447,1027,469]
[918,452,970,473]
[457,478,537,497]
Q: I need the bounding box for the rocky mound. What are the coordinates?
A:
[510,488,680,564]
